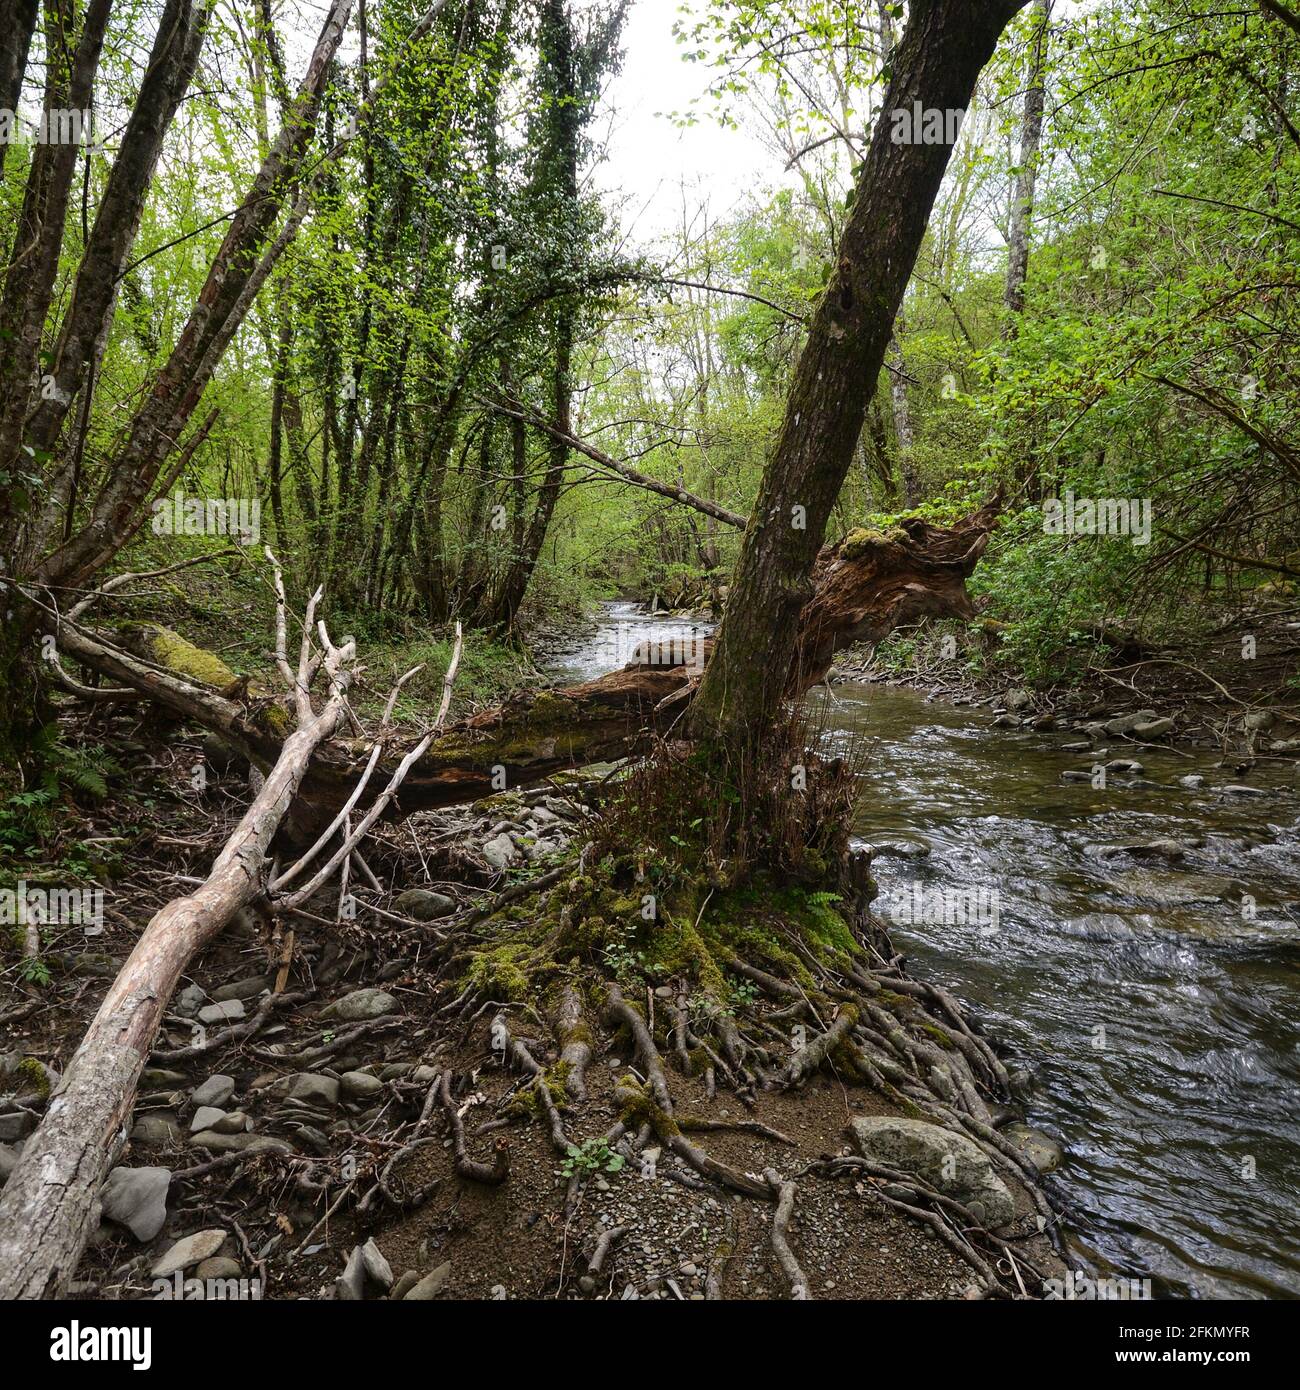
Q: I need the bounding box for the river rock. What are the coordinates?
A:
[190,1105,228,1133]
[0,1112,36,1142]
[341,1071,384,1100]
[1104,709,1159,736]
[1106,758,1144,774]
[1179,774,1206,789]
[403,1261,452,1300]
[1132,717,1174,738]
[1269,738,1300,754]
[141,1068,187,1089]
[360,1238,393,1289]
[1243,711,1275,732]
[0,1141,23,1185]
[1004,688,1034,711]
[481,833,517,870]
[392,889,456,921]
[1001,1123,1064,1174]
[190,1131,291,1155]
[130,1114,180,1146]
[321,988,399,1022]
[197,999,245,1026]
[285,1073,341,1105]
[335,1246,366,1300]
[212,976,270,1003]
[101,1165,171,1241]
[174,984,207,1018]
[1221,784,1268,797]
[152,1229,226,1278]
[191,1074,235,1109]
[849,1116,1016,1227]
[195,1257,243,1282]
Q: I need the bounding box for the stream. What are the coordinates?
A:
[545,601,1300,1300]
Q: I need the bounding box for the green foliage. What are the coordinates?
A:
[0,730,121,857]
[559,1137,625,1178]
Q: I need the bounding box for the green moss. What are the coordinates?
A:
[11,1057,49,1098]
[614,1076,679,1138]
[130,624,239,690]
[842,526,908,559]
[121,623,292,736]
[465,940,539,1000]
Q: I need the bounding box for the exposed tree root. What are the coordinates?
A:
[765,1169,812,1299]
[438,1072,510,1186]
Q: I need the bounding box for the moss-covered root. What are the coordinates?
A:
[556,985,593,1100]
[784,1002,859,1086]
[605,983,772,1201]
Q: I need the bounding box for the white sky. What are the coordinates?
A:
[593,0,776,248]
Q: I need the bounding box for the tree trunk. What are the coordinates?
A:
[1004,0,1051,327]
[0,0,39,183]
[686,0,1026,753]
[0,0,113,483]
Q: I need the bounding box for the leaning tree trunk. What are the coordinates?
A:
[687,0,1027,753]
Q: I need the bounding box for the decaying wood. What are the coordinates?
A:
[39,502,998,831]
[0,561,455,1299]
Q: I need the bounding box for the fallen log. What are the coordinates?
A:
[0,567,461,1298]
[44,501,999,829]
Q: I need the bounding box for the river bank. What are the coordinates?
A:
[548,600,1300,1296]
[5,596,1295,1300]
[0,751,1067,1301]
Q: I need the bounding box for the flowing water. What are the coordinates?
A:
[548,601,1300,1300]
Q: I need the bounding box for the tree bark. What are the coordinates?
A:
[685,0,1026,752]
[1004,0,1051,327]
[0,0,113,480]
[0,0,39,183]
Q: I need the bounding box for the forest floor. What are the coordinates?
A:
[1,697,1066,1301]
